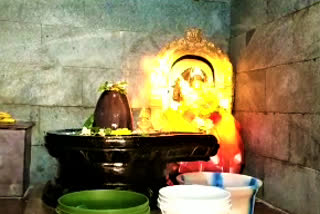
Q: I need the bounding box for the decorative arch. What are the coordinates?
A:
[151,28,234,113]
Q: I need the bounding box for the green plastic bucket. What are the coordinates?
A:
[56,190,150,214]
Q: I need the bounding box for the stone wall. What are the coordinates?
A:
[0,0,230,184]
[230,1,320,214]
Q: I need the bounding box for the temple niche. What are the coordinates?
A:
[138,28,244,175]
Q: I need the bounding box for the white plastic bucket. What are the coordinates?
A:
[158,185,231,214]
[176,172,263,214]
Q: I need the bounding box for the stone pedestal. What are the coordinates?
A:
[0,122,34,197]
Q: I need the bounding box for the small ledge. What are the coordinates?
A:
[0,121,35,130]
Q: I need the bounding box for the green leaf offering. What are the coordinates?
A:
[83,114,94,129]
[104,128,112,135]
[98,81,128,95]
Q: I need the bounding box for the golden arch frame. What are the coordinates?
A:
[156,28,234,113]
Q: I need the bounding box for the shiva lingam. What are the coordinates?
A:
[42,81,219,207]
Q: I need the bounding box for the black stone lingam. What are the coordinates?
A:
[42,83,219,208]
[94,90,133,130]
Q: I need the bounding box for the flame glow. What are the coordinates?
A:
[133,29,244,173]
[135,52,233,135]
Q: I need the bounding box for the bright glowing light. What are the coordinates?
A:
[210,155,220,165]
[234,153,242,163]
[133,29,244,173]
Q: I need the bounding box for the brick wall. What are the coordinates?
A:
[0,0,231,184]
[230,1,320,214]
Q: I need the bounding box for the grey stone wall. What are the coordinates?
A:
[230,1,320,214]
[0,0,231,184]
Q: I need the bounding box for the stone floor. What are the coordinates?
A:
[0,185,287,214]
